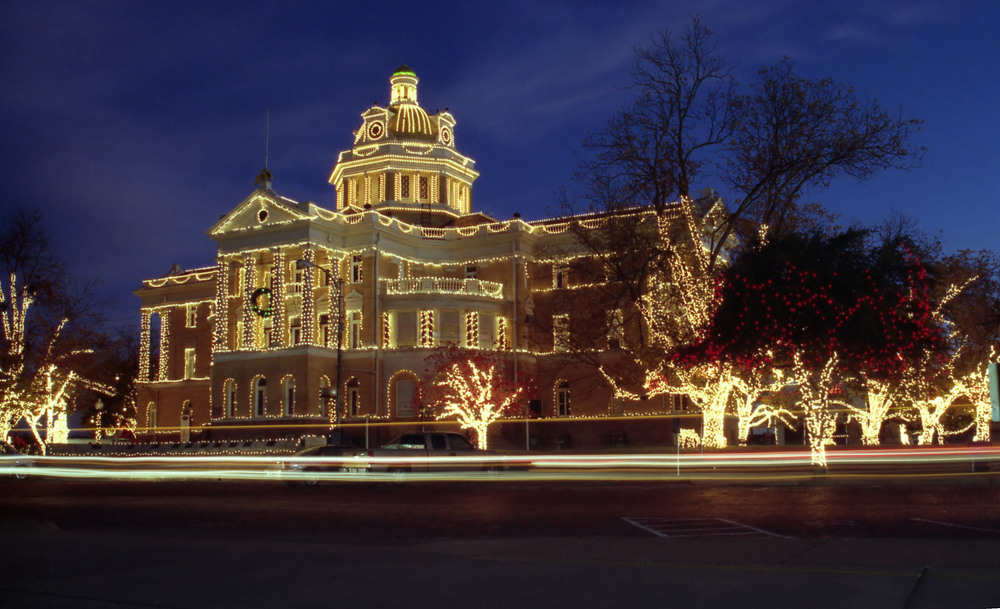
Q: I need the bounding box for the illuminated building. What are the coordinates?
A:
[135,66,713,448]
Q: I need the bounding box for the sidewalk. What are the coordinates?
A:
[3,519,999,608]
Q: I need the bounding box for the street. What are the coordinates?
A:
[3,478,1000,608]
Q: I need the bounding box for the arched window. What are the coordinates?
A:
[254,377,267,417]
[389,371,419,418]
[556,380,571,417]
[283,376,296,416]
[147,402,157,430]
[224,379,236,418]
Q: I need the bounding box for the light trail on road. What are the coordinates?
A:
[2,445,999,484]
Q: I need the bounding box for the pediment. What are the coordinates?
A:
[344,290,364,309]
[209,190,312,237]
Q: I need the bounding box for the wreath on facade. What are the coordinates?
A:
[250,287,273,317]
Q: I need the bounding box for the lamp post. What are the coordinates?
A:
[297,259,344,444]
[94,399,104,445]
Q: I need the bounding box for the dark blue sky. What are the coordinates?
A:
[1,0,997,331]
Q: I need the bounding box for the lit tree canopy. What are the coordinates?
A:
[419,345,535,449]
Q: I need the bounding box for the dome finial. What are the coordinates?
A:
[390,66,419,106]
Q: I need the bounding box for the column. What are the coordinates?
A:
[213,258,229,353]
[139,309,151,381]
[271,249,287,348]
[157,309,171,381]
[301,248,316,345]
[241,252,256,350]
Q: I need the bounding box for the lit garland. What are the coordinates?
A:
[241,253,256,350]
[301,248,316,345]
[142,268,216,288]
[384,277,503,299]
[465,311,479,349]
[157,310,171,381]
[271,250,287,348]
[419,310,435,348]
[213,259,229,353]
[139,309,151,381]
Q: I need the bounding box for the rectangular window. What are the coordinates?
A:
[479,313,495,349]
[553,314,570,352]
[290,261,305,292]
[553,264,568,289]
[231,268,241,296]
[226,384,236,418]
[557,385,571,417]
[185,304,197,328]
[396,311,416,347]
[349,387,361,417]
[419,176,429,201]
[351,254,363,283]
[439,310,460,344]
[401,175,411,200]
[349,311,362,348]
[184,348,196,379]
[465,265,477,279]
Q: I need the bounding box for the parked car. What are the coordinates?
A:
[369,432,506,473]
[1,441,32,480]
[282,444,373,485]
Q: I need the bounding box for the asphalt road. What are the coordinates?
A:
[3,478,1000,608]
[3,477,1000,539]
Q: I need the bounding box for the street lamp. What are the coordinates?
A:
[296,258,344,444]
[94,399,104,445]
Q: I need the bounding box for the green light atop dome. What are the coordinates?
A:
[393,65,416,77]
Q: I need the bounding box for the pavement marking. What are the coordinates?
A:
[622,516,791,539]
[910,518,1000,535]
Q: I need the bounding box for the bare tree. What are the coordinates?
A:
[575,16,736,216]
[0,209,101,452]
[717,59,924,261]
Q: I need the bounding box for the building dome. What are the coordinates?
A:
[390,104,434,138]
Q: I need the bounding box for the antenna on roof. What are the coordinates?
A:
[255,107,274,190]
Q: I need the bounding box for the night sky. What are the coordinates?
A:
[1,0,997,332]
